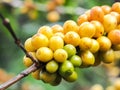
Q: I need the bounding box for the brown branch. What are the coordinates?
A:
[0,63,38,90]
[0,14,41,89]
[0,13,39,64]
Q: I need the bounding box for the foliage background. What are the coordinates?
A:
[0,0,118,90]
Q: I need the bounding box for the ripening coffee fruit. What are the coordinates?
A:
[36,47,53,62]
[46,60,59,73]
[63,44,76,58]
[54,49,68,63]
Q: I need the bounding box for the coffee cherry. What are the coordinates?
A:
[77,14,88,25]
[80,50,95,66]
[103,14,117,33]
[63,20,79,34]
[89,6,104,22]
[63,44,76,58]
[97,36,111,51]
[36,47,53,62]
[49,36,64,51]
[69,55,82,67]
[90,39,100,53]
[47,11,60,22]
[23,52,36,67]
[108,29,120,45]
[101,5,111,14]
[101,49,115,63]
[64,31,80,46]
[59,60,74,77]
[78,22,96,38]
[24,37,36,52]
[37,26,53,39]
[91,20,104,38]
[40,71,57,83]
[31,33,49,49]
[31,69,41,80]
[54,49,68,63]
[64,71,78,82]
[79,37,92,51]
[112,2,120,14]
[50,74,62,86]
[46,60,59,73]
[51,24,64,34]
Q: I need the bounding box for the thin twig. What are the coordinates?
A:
[0,63,38,90]
[0,13,39,64]
[0,14,41,89]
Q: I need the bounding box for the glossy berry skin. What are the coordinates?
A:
[59,60,74,77]
[63,20,79,34]
[31,33,49,49]
[63,44,76,58]
[78,22,96,38]
[49,36,64,51]
[108,29,120,45]
[36,47,53,62]
[24,38,36,52]
[80,50,95,66]
[46,60,59,73]
[54,49,68,63]
[37,26,53,39]
[97,36,111,51]
[69,55,82,67]
[64,31,80,46]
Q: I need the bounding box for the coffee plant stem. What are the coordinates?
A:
[0,13,39,64]
[0,14,41,89]
[0,63,38,90]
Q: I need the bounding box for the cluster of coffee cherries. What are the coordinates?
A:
[23,2,120,86]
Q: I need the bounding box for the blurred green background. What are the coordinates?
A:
[0,0,119,90]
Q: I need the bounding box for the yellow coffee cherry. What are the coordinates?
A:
[54,49,68,63]
[64,31,80,47]
[110,11,120,24]
[31,33,49,49]
[103,14,117,33]
[80,50,95,66]
[112,2,120,14]
[77,14,88,25]
[91,20,104,38]
[49,36,64,51]
[89,6,104,22]
[101,49,115,63]
[90,39,100,53]
[36,47,53,62]
[53,32,64,39]
[79,37,92,51]
[78,22,96,38]
[31,69,41,80]
[51,24,64,34]
[63,20,79,34]
[23,52,36,67]
[24,37,36,52]
[97,36,111,51]
[47,11,60,22]
[37,26,53,39]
